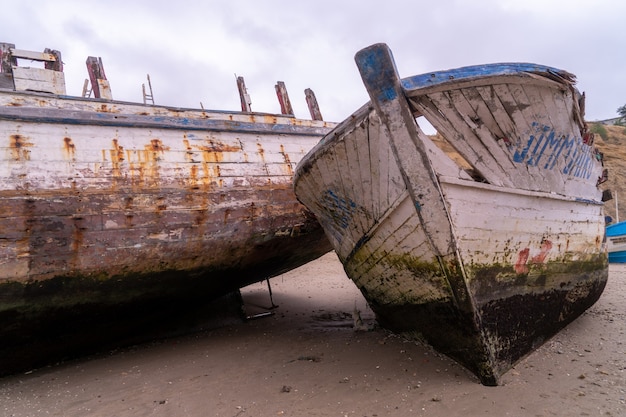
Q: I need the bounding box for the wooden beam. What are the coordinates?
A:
[236,76,251,112]
[43,48,63,72]
[85,56,112,99]
[9,48,57,62]
[0,43,16,89]
[275,81,294,115]
[305,88,323,121]
[12,67,66,94]
[0,43,17,74]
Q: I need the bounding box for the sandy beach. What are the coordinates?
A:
[0,251,624,416]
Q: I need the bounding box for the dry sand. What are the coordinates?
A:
[0,252,624,416]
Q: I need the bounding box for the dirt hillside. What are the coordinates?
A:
[594,123,626,222]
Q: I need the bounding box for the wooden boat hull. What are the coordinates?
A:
[0,90,334,374]
[294,44,608,385]
[606,221,626,262]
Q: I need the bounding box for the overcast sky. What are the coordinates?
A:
[4,1,625,123]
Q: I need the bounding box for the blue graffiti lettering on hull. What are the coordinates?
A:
[512,122,595,180]
[322,189,357,229]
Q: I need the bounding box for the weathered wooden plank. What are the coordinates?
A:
[84,56,112,99]
[414,90,514,187]
[532,84,602,197]
[331,134,360,247]
[518,83,573,191]
[349,200,442,302]
[447,88,519,172]
[350,190,422,268]
[95,79,112,100]
[275,81,294,115]
[305,88,323,121]
[236,76,252,112]
[296,160,345,252]
[341,119,369,238]
[348,192,422,275]
[9,48,57,62]
[317,142,359,257]
[0,43,16,74]
[377,109,393,215]
[474,84,519,144]
[11,67,66,94]
[504,82,600,196]
[43,48,63,72]
[354,113,376,227]
[0,189,299,235]
[0,73,13,89]
[367,106,383,220]
[1,161,295,191]
[0,184,316,281]
[456,87,507,138]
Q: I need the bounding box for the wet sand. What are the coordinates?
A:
[1,252,624,416]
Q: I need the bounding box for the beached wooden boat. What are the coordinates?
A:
[0,43,334,374]
[294,43,609,385]
[606,221,626,263]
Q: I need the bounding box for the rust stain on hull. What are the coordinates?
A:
[63,137,76,160]
[9,134,33,161]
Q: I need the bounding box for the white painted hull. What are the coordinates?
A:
[294,44,608,385]
[0,88,335,375]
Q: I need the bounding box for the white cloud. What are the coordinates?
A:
[2,0,624,121]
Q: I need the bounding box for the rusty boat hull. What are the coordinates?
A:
[294,44,608,385]
[0,44,335,375]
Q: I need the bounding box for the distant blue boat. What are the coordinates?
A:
[606,221,626,263]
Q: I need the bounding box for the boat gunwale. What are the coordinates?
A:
[400,62,574,97]
[438,175,604,205]
[0,104,333,136]
[0,88,332,124]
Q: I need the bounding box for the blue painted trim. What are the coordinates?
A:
[0,106,330,136]
[400,63,569,91]
[608,251,626,263]
[606,220,626,237]
[355,43,400,104]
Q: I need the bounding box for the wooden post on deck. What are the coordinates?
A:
[3,45,65,94]
[0,43,16,90]
[43,48,63,72]
[275,81,294,116]
[86,56,112,99]
[305,88,323,121]
[0,43,16,74]
[236,76,252,112]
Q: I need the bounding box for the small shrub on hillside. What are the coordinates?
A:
[589,123,608,141]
